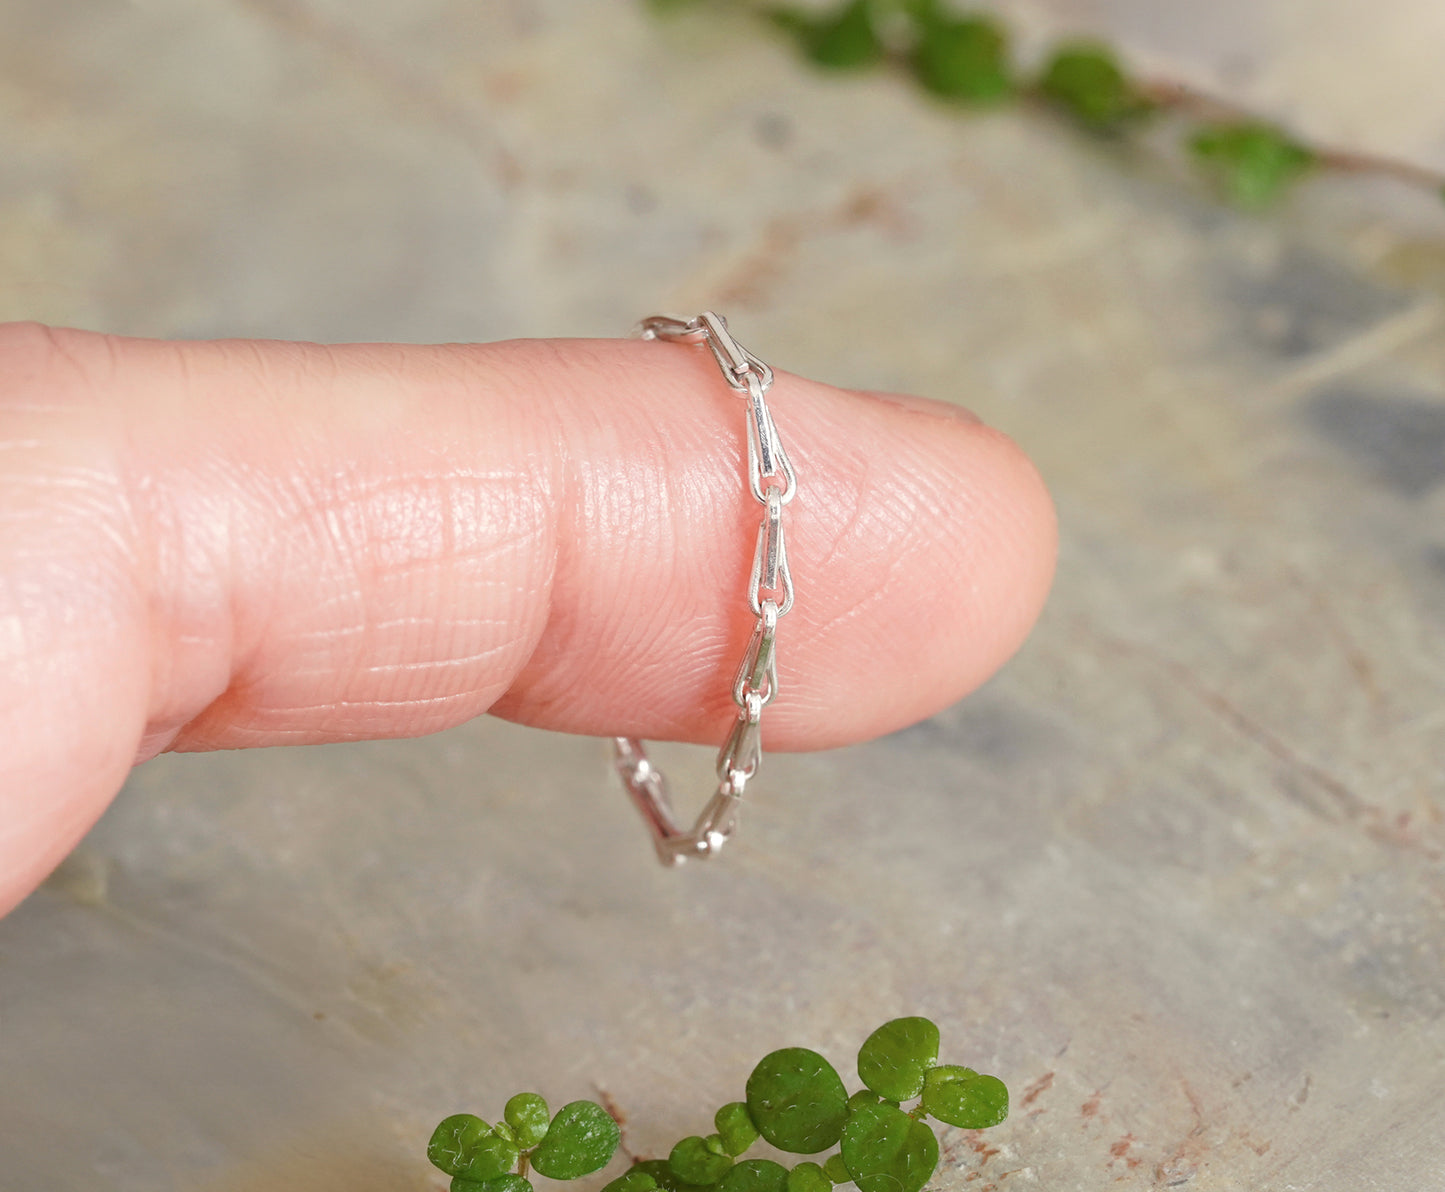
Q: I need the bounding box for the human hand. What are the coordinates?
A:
[0,322,1055,916]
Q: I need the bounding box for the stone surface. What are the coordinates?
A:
[2,3,1445,1191]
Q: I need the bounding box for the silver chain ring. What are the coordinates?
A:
[613,312,797,865]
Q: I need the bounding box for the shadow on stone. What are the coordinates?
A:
[1304,385,1445,497]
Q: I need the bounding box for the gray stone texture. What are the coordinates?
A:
[2,2,1444,1190]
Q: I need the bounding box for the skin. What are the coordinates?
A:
[0,321,1056,918]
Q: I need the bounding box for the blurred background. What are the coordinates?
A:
[2,1,1444,1189]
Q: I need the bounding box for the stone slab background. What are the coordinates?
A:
[2,3,1444,1191]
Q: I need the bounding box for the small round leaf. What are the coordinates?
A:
[773,0,884,71]
[787,1162,832,1192]
[429,1114,520,1182]
[920,1066,1009,1130]
[910,16,1012,105]
[718,1160,789,1192]
[715,1103,760,1157]
[671,1136,735,1185]
[632,1159,715,1192]
[1038,43,1153,132]
[506,1093,552,1149]
[821,1155,851,1185]
[531,1101,621,1179]
[461,1132,521,1183]
[1189,122,1315,207]
[857,1019,939,1102]
[452,1178,533,1192]
[431,1115,490,1177]
[746,1048,850,1154]
[846,1091,880,1113]
[839,1103,938,1192]
[603,1171,660,1192]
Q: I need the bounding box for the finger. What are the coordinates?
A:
[0,322,1054,914]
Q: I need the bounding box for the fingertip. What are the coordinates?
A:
[750,376,1055,749]
[855,387,984,426]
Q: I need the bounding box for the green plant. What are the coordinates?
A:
[771,0,885,70]
[1189,121,1316,207]
[427,1018,1008,1192]
[909,10,1012,105]
[648,0,1445,211]
[1037,41,1153,133]
[429,1096,621,1190]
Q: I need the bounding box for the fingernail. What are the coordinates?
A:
[863,390,983,425]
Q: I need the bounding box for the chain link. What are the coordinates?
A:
[613,312,797,866]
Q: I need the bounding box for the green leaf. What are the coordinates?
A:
[838,1103,938,1192]
[1038,42,1152,132]
[631,1159,718,1192]
[821,1155,851,1185]
[460,1134,521,1183]
[919,1065,1009,1129]
[846,1091,881,1113]
[857,1018,939,1101]
[772,0,885,71]
[452,1178,534,1192]
[719,1160,790,1192]
[900,0,944,22]
[910,15,1012,104]
[671,1136,735,1185]
[715,1102,761,1157]
[787,1162,833,1192]
[603,1173,660,1192]
[1189,122,1315,207]
[531,1101,621,1180]
[746,1048,850,1154]
[431,1115,490,1178]
[429,1115,521,1182]
[506,1093,552,1149]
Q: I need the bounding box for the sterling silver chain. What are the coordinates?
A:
[613,312,797,866]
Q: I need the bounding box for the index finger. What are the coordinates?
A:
[0,323,1056,912]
